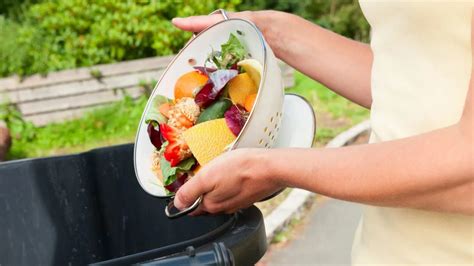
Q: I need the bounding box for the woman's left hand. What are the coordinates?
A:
[174,148,284,214]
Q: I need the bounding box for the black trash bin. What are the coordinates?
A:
[0,144,267,266]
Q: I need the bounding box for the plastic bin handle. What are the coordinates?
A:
[138,242,234,266]
[165,195,202,219]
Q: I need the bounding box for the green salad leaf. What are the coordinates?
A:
[176,157,197,171]
[145,95,172,124]
[161,156,196,186]
[209,33,247,69]
[160,157,177,185]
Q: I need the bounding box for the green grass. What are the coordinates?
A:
[5,72,369,160]
[7,96,147,159]
[287,71,369,122]
[286,72,369,145]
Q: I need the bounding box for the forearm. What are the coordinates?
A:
[252,11,373,108]
[266,124,473,214]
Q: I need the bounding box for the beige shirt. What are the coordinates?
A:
[353,1,474,264]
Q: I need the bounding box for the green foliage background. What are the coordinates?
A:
[0,0,240,77]
[0,0,370,159]
[239,0,370,41]
[4,73,368,159]
[0,0,368,78]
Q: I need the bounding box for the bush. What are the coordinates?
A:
[237,0,370,42]
[6,95,148,159]
[0,0,41,19]
[0,0,369,78]
[0,17,49,77]
[0,0,240,77]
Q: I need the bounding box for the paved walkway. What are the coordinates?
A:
[261,198,363,266]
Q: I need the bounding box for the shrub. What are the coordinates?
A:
[0,0,369,78]
[237,0,370,42]
[0,0,241,77]
[0,17,49,77]
[6,95,148,159]
[0,0,41,19]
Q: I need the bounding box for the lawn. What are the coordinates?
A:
[6,96,147,159]
[5,72,369,160]
[286,72,369,145]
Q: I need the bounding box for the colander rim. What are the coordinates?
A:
[134,18,268,198]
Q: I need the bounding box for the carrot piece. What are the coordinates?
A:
[159,103,172,118]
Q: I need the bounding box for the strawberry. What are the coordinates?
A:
[159,123,191,166]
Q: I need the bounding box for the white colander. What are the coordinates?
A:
[134,10,315,218]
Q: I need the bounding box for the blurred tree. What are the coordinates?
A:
[0,0,369,78]
[0,0,241,77]
[237,0,370,42]
[0,0,41,19]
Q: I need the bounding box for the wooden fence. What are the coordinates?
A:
[0,56,294,126]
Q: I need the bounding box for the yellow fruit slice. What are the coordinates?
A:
[237,59,263,88]
[183,119,236,165]
[228,73,257,106]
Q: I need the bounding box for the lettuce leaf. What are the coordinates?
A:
[209,33,247,69]
[221,34,247,68]
[145,95,172,125]
[161,156,196,186]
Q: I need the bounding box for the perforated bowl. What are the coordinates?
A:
[134,10,314,218]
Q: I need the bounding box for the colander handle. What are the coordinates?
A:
[192,9,230,37]
[165,195,203,219]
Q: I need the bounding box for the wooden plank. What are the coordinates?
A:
[3,62,293,104]
[24,95,146,126]
[23,100,133,126]
[18,86,143,116]
[0,77,18,92]
[0,56,292,93]
[92,55,173,77]
[24,106,98,126]
[0,90,20,104]
[0,54,294,126]
[0,56,174,92]
[14,69,163,104]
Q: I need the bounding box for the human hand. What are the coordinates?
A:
[172,10,287,58]
[174,148,284,215]
[172,11,256,34]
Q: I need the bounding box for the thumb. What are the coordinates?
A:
[172,14,227,33]
[174,174,209,210]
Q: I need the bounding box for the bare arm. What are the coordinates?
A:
[173,10,373,108]
[272,101,473,214]
[174,13,473,215]
[177,73,473,215]
[274,12,472,214]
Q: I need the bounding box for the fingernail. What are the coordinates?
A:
[171,17,182,24]
[174,194,184,210]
